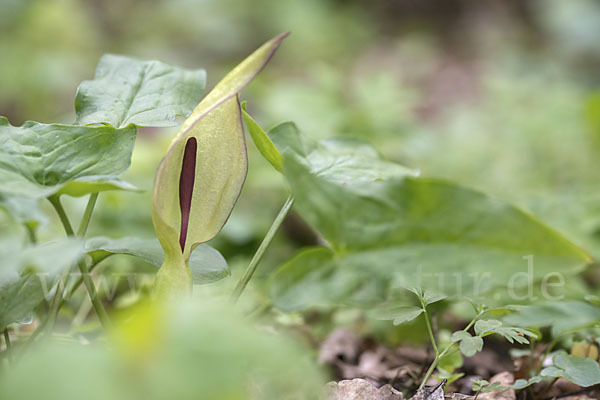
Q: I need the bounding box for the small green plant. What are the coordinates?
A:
[370,290,537,389]
[471,379,507,400]
[0,33,288,343]
[1,29,600,400]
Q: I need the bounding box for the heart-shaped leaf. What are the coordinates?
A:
[0,118,137,198]
[75,54,206,128]
[267,123,590,310]
[541,351,600,387]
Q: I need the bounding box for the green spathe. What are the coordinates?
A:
[151,33,288,299]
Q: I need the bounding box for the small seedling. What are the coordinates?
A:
[471,379,507,400]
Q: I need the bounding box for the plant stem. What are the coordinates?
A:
[230,194,294,304]
[25,224,37,244]
[420,297,439,356]
[48,195,74,235]
[59,261,102,309]
[77,193,98,236]
[419,343,453,390]
[3,329,11,364]
[47,194,111,330]
[538,377,558,399]
[418,310,483,390]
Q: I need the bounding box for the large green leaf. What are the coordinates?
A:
[85,237,229,284]
[503,301,600,336]
[75,54,206,128]
[541,351,600,387]
[0,118,137,198]
[268,124,590,310]
[0,239,84,330]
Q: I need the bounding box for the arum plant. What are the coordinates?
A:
[151,33,289,298]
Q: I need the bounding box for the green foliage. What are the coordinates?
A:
[241,101,283,172]
[0,118,137,198]
[0,239,84,330]
[474,319,537,344]
[541,351,600,387]
[0,301,326,400]
[451,331,483,357]
[86,236,229,284]
[75,54,206,128]
[0,51,229,336]
[472,379,507,393]
[372,305,423,326]
[511,376,547,390]
[264,122,590,310]
[2,11,600,398]
[504,301,600,335]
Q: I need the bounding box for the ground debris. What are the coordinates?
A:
[319,328,422,386]
[319,328,362,365]
[409,379,446,400]
[327,379,404,400]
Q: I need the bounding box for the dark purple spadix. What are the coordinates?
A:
[178,137,197,252]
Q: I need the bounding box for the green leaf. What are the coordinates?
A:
[75,54,206,128]
[541,351,600,387]
[0,193,46,229]
[474,319,503,336]
[511,376,547,390]
[504,301,600,336]
[268,124,590,309]
[267,122,309,156]
[435,369,464,385]
[474,319,536,344]
[493,326,537,344]
[471,379,489,387]
[423,290,446,306]
[451,331,483,357]
[152,33,288,298]
[0,239,84,330]
[0,118,136,198]
[371,305,423,326]
[241,102,283,172]
[85,237,229,284]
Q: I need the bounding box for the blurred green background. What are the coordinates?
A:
[2,0,600,302]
